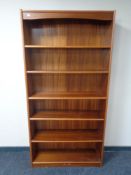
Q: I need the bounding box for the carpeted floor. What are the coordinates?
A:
[0,150,131,175]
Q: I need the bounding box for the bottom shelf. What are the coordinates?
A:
[32,150,101,167]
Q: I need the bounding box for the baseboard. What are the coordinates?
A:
[0,146,131,152]
[0,147,29,152]
[104,146,131,151]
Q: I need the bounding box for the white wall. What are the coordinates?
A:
[0,0,131,146]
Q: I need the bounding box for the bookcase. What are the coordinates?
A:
[21,10,115,167]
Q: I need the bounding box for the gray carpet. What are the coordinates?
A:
[0,150,131,175]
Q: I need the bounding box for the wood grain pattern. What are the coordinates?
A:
[31,120,104,130]
[29,99,106,117]
[33,142,100,150]
[22,10,115,167]
[26,48,110,72]
[24,19,112,47]
[27,74,107,97]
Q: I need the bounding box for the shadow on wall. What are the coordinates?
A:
[105,23,131,145]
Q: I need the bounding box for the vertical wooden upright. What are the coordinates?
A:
[21,10,115,167]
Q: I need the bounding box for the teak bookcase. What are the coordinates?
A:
[21,10,115,167]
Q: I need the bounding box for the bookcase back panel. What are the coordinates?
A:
[31,120,104,130]
[27,74,107,94]
[26,48,110,71]
[31,142,102,163]
[24,19,112,46]
[33,142,101,151]
[30,99,106,114]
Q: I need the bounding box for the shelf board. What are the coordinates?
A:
[27,70,109,74]
[29,91,107,100]
[31,130,103,143]
[30,111,104,121]
[25,45,111,49]
[32,150,101,166]
[23,10,114,21]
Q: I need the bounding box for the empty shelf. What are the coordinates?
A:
[33,150,101,166]
[32,130,103,143]
[30,111,104,121]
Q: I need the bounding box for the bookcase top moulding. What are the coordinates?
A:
[22,10,115,21]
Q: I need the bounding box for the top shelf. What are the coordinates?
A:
[22,10,115,21]
[24,45,111,49]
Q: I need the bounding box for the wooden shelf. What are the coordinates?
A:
[29,92,107,100]
[23,10,114,21]
[30,111,104,121]
[25,45,111,49]
[27,70,109,74]
[32,130,103,143]
[33,150,101,166]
